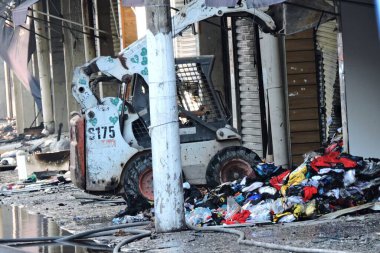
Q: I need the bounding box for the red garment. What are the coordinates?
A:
[302,186,317,202]
[223,210,251,224]
[269,170,291,190]
[324,140,343,154]
[310,151,357,172]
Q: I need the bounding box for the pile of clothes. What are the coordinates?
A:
[185,138,380,226]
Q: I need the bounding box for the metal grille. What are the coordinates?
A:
[132,118,150,146]
[175,62,222,123]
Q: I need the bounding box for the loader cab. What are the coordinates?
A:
[126,56,232,148]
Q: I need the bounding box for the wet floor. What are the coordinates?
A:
[0,205,111,253]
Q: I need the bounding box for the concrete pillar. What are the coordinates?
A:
[93,0,115,98]
[12,73,25,133]
[259,33,289,168]
[61,0,85,116]
[145,0,185,232]
[34,1,55,134]
[3,62,13,119]
[81,0,96,61]
[48,0,69,132]
[12,71,36,133]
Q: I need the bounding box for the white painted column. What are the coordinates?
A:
[34,2,55,134]
[4,62,13,119]
[145,0,185,232]
[259,32,289,168]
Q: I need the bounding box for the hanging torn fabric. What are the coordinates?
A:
[12,0,38,26]
[0,0,41,111]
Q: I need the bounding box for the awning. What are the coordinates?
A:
[12,0,38,26]
[122,0,286,8]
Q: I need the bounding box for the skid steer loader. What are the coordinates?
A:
[69,0,276,206]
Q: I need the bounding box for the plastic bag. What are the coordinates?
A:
[271,198,285,214]
[185,207,213,226]
[246,199,273,223]
[112,213,148,224]
[225,196,241,220]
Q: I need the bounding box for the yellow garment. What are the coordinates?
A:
[292,204,304,219]
[273,212,293,223]
[280,164,307,196]
[304,199,316,218]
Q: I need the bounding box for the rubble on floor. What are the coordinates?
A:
[184,137,380,226]
[0,120,17,142]
[0,171,72,196]
[117,136,380,227]
[0,119,45,145]
[0,127,71,196]
[0,124,70,179]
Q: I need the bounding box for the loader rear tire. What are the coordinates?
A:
[206,146,262,187]
[122,152,153,214]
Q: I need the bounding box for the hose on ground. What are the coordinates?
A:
[56,221,150,242]
[0,219,353,253]
[0,236,61,243]
[0,221,150,245]
[187,223,351,253]
[113,229,151,253]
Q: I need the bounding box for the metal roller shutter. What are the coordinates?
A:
[316,20,341,140]
[171,0,199,57]
[233,17,263,158]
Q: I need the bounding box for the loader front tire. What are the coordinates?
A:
[206,146,262,187]
[122,152,153,214]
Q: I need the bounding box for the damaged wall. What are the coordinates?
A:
[340,1,380,158]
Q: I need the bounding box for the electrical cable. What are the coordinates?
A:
[0,15,49,40]
[27,14,102,39]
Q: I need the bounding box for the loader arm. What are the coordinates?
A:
[72,0,276,110]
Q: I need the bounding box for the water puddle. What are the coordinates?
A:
[0,205,112,252]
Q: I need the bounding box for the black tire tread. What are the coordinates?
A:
[122,152,152,210]
[206,146,262,187]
